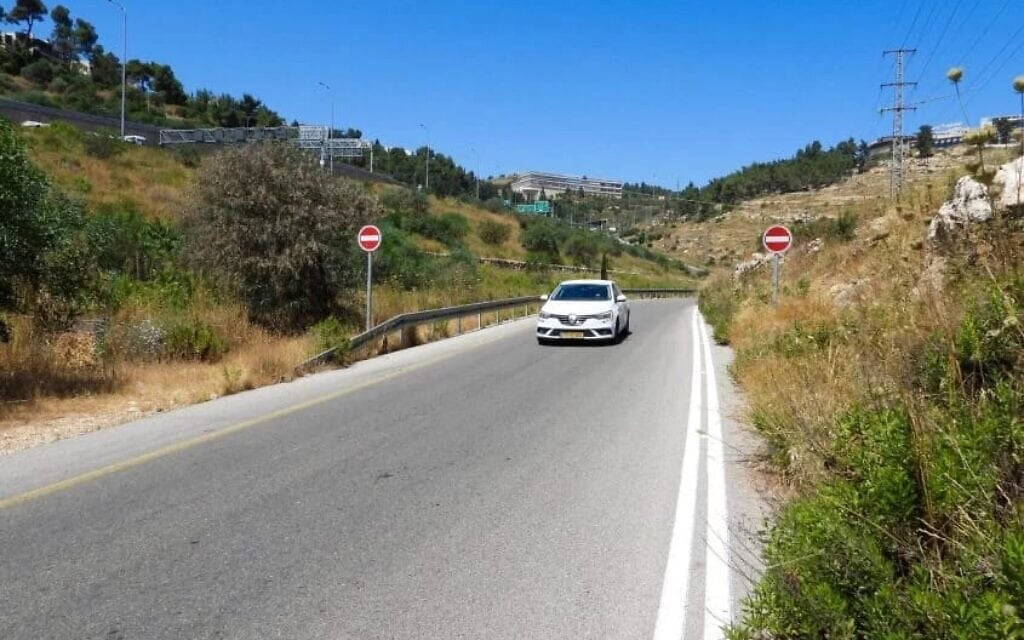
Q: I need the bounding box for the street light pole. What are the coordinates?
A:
[107,0,126,139]
[419,123,429,192]
[318,82,333,173]
[471,147,480,200]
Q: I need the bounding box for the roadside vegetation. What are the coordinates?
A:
[696,79,1024,636]
[0,117,690,449]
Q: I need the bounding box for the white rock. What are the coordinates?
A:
[733,252,772,279]
[927,176,992,243]
[993,156,1024,209]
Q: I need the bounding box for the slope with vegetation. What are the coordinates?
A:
[0,117,691,452]
[694,136,1024,635]
[0,1,284,127]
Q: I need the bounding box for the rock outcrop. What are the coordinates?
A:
[927,176,992,243]
[993,156,1024,209]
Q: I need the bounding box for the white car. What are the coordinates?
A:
[122,135,146,145]
[20,120,48,128]
[536,279,630,344]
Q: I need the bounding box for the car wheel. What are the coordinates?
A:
[537,337,550,346]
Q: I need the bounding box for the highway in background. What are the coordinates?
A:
[0,300,768,640]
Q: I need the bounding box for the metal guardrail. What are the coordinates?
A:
[622,288,696,299]
[298,288,694,370]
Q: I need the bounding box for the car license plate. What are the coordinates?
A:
[561,331,585,339]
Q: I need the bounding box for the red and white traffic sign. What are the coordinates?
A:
[762,224,793,254]
[357,224,382,252]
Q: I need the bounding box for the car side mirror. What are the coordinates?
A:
[616,294,627,302]
[539,294,549,301]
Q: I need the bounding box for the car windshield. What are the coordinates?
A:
[551,284,610,301]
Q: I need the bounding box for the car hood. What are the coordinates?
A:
[541,300,615,315]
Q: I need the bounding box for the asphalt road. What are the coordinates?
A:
[0,299,769,640]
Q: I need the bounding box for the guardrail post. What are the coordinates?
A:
[457,315,462,335]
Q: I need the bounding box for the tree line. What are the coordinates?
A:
[0,0,284,128]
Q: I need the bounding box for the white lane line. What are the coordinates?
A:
[652,308,703,640]
[699,315,732,639]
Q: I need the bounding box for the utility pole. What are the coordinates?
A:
[881,49,917,199]
[318,82,333,173]
[471,147,480,200]
[418,123,429,192]
[106,0,126,139]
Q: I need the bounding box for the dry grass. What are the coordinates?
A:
[430,197,526,259]
[715,145,1024,486]
[22,127,193,220]
[0,326,310,454]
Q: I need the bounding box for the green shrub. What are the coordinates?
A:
[88,202,183,280]
[483,197,506,213]
[791,210,858,244]
[479,219,511,246]
[520,218,565,261]
[184,142,380,331]
[174,145,202,168]
[309,316,355,355]
[698,275,739,344]
[20,60,54,85]
[0,119,95,328]
[405,212,469,247]
[163,319,226,362]
[30,120,81,152]
[373,221,433,289]
[83,131,126,159]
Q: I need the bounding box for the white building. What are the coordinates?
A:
[933,122,967,148]
[511,171,623,200]
[980,114,1024,129]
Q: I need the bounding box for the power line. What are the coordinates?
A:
[913,0,965,86]
[900,1,927,49]
[961,20,1024,107]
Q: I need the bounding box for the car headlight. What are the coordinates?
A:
[538,311,553,319]
[594,311,613,320]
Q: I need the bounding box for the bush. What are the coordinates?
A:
[371,221,433,289]
[380,188,429,222]
[83,132,126,159]
[174,145,202,168]
[309,316,355,355]
[0,118,95,328]
[483,197,507,213]
[183,142,381,330]
[698,275,739,344]
[88,202,183,280]
[20,59,54,85]
[519,218,565,261]
[162,319,227,362]
[791,210,858,244]
[479,219,512,246]
[406,212,469,247]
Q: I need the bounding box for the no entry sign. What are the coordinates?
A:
[762,225,793,254]
[358,225,382,252]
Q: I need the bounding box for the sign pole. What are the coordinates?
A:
[366,251,373,331]
[357,224,382,330]
[761,224,792,305]
[772,253,780,305]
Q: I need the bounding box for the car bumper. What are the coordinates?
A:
[536,319,616,340]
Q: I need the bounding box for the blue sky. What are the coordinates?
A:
[62,1,1024,186]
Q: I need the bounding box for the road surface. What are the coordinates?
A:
[0,299,769,640]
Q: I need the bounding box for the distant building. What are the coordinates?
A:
[932,123,967,148]
[511,171,623,200]
[0,31,52,56]
[979,114,1024,129]
[866,135,915,160]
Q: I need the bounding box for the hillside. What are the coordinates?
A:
[691,142,1024,636]
[1,120,692,453]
